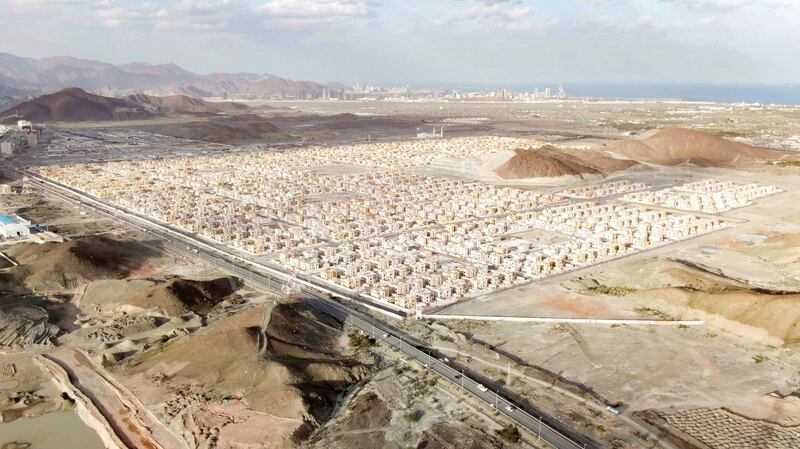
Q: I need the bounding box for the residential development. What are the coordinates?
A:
[33,136,780,312]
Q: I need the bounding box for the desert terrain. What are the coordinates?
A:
[3,96,800,449]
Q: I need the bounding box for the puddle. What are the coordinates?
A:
[0,411,105,449]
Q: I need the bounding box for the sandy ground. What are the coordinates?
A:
[413,164,800,448]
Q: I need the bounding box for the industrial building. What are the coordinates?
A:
[0,214,31,239]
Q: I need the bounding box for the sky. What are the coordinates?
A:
[1,0,799,85]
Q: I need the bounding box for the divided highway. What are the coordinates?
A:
[20,169,597,449]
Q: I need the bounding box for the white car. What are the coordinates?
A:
[476,384,488,392]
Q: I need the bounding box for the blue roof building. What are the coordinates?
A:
[0,214,30,239]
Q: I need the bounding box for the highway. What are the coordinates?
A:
[18,169,597,449]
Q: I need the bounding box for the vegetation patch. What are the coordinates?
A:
[348,330,376,351]
[770,160,800,168]
[586,285,636,296]
[634,306,673,320]
[496,424,522,444]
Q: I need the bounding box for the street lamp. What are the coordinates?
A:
[538,416,542,441]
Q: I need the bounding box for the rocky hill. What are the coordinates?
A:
[606,126,785,166]
[0,87,152,124]
[0,235,160,291]
[125,93,249,114]
[83,276,243,316]
[122,302,371,448]
[495,146,602,179]
[494,145,640,180]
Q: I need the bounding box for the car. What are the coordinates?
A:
[441,357,449,363]
[476,384,488,392]
[506,405,516,412]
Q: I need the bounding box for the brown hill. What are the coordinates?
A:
[558,147,641,173]
[84,276,243,316]
[126,93,249,115]
[495,145,604,179]
[125,302,369,437]
[606,126,785,166]
[0,235,160,291]
[0,87,152,124]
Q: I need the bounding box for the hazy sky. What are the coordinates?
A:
[2,0,799,85]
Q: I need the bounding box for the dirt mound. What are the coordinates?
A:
[685,289,800,344]
[0,87,152,123]
[125,276,243,316]
[576,257,800,344]
[87,276,242,316]
[0,294,78,348]
[495,146,601,179]
[0,235,160,291]
[558,147,641,172]
[126,302,369,429]
[338,392,391,431]
[126,93,249,115]
[416,422,506,449]
[265,302,349,360]
[606,126,785,166]
[335,391,394,449]
[0,307,60,347]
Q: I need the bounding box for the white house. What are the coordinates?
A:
[0,214,30,239]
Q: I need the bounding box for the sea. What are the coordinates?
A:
[433,83,800,106]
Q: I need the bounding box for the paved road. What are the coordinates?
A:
[21,170,597,449]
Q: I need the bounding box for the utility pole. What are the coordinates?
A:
[538,416,542,441]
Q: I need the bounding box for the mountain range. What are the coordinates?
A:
[0,51,346,100]
[0,88,258,124]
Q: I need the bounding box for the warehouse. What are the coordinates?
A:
[0,214,30,239]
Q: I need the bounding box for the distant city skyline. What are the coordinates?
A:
[2,0,799,85]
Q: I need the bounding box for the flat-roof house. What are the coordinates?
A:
[0,214,30,239]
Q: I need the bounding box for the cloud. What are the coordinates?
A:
[659,0,749,11]
[259,0,368,16]
[258,0,372,26]
[93,0,162,28]
[31,0,371,30]
[437,3,533,30]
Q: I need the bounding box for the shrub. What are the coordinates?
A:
[496,425,521,444]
